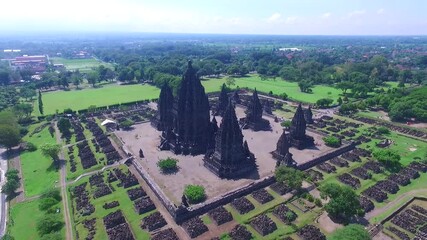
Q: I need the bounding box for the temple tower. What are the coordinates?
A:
[271,130,296,167]
[214,83,228,116]
[242,90,271,131]
[289,104,314,149]
[152,84,174,131]
[204,101,256,178]
[304,105,314,124]
[159,61,212,155]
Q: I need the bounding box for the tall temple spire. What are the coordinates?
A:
[242,89,271,131]
[271,130,296,167]
[204,100,256,178]
[159,60,212,155]
[304,105,314,124]
[152,83,174,131]
[215,83,228,116]
[289,103,314,149]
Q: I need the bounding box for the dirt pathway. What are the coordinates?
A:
[366,189,427,220]
[54,122,73,240]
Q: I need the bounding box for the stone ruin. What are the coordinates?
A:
[289,104,315,150]
[271,129,296,167]
[240,89,271,131]
[151,84,174,131]
[204,100,256,178]
[158,61,214,155]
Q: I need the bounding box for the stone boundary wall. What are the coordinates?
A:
[380,196,427,225]
[131,157,275,224]
[297,141,357,171]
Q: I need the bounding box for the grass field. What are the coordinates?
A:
[36,75,341,115]
[20,123,60,197]
[8,198,64,240]
[204,75,342,103]
[51,57,113,73]
[36,84,160,115]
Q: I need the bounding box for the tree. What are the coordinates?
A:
[157,157,179,173]
[184,185,206,204]
[316,98,333,108]
[337,97,343,105]
[40,143,61,164]
[39,197,59,211]
[373,149,401,169]
[86,71,100,87]
[0,124,21,150]
[120,119,134,129]
[298,81,313,93]
[225,76,236,87]
[329,224,371,240]
[57,118,71,136]
[13,103,33,122]
[36,214,64,236]
[274,166,305,191]
[38,90,44,115]
[71,75,81,89]
[336,81,353,95]
[2,179,19,196]
[320,183,363,221]
[1,234,15,240]
[20,87,36,100]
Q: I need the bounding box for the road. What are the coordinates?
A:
[54,123,73,240]
[0,148,9,237]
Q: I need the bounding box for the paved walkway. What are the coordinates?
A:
[0,148,8,237]
[54,122,73,240]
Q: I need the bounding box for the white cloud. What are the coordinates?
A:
[267,13,282,23]
[321,12,331,19]
[377,8,385,15]
[348,10,366,18]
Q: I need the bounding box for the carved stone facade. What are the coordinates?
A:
[159,61,213,155]
[271,130,296,167]
[204,101,256,178]
[289,104,314,150]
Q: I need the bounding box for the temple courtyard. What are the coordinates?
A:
[115,106,336,204]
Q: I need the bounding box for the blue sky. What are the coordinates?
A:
[1,0,426,35]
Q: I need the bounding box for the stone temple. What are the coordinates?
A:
[289,104,315,150]
[241,90,271,131]
[151,84,174,131]
[158,61,213,155]
[304,105,314,124]
[214,83,228,116]
[204,100,256,178]
[271,130,296,167]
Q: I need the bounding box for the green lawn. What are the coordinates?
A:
[20,123,60,197]
[8,198,64,240]
[51,57,113,73]
[204,75,342,104]
[35,74,342,115]
[36,84,160,115]
[69,166,151,240]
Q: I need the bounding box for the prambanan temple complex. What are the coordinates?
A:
[153,61,321,179]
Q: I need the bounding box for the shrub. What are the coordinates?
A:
[157,157,178,173]
[39,197,59,211]
[373,149,401,169]
[323,136,341,148]
[36,214,64,236]
[377,126,390,135]
[184,185,206,204]
[307,194,314,202]
[42,189,62,202]
[120,119,134,129]
[25,142,37,152]
[281,120,292,128]
[285,211,297,222]
[315,198,323,207]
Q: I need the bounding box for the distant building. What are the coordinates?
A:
[11,55,48,73]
